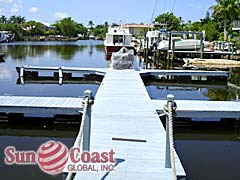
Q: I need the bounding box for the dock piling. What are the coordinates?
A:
[58,67,63,78]
[172,40,176,61]
[20,67,25,77]
[165,94,174,168]
[200,36,204,59]
[82,90,94,152]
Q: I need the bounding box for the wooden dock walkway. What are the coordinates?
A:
[70,69,186,180]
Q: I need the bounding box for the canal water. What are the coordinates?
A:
[0,40,240,180]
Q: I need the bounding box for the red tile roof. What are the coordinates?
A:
[122,24,153,28]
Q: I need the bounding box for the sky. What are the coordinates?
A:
[0,0,217,26]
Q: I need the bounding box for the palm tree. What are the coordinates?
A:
[0,15,8,24]
[88,20,94,28]
[8,15,26,24]
[210,0,240,41]
[87,20,94,30]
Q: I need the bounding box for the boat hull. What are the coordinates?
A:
[157,40,210,51]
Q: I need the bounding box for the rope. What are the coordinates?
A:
[65,96,90,180]
[150,0,158,28]
[171,0,177,13]
[74,96,89,147]
[168,102,177,180]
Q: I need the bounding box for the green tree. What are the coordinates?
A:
[44,29,57,35]
[0,15,8,24]
[77,23,88,37]
[8,15,26,24]
[210,0,240,41]
[187,22,201,32]
[53,17,79,37]
[22,21,47,35]
[154,12,182,31]
[88,20,94,30]
[92,22,109,39]
[202,21,219,41]
[0,23,24,40]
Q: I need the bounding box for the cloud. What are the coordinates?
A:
[0,0,12,13]
[10,0,22,13]
[0,7,5,13]
[29,7,38,13]
[0,0,13,3]
[54,12,68,19]
[187,3,203,9]
[42,22,50,27]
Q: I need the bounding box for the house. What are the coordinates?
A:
[121,24,153,37]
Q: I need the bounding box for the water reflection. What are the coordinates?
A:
[0,43,105,61]
[205,88,239,101]
[230,68,240,85]
[142,55,240,101]
[0,40,106,97]
[54,45,86,60]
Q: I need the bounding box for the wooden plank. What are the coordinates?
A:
[153,99,240,118]
[71,69,186,180]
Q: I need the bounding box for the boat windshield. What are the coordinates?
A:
[112,35,131,46]
[113,35,124,44]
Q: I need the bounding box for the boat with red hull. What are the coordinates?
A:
[104,26,135,60]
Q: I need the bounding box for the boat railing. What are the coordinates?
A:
[233,20,240,31]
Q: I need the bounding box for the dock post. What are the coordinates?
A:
[167,32,172,61]
[58,67,63,85]
[20,67,25,77]
[19,67,25,84]
[165,94,175,168]
[231,43,234,54]
[200,37,204,59]
[82,90,94,152]
[172,40,175,61]
[168,32,172,51]
[221,42,224,52]
[58,67,63,78]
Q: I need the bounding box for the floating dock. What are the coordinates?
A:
[0,96,83,115]
[1,66,240,179]
[153,100,240,118]
[16,66,107,76]
[66,69,186,180]
[140,69,229,77]
[166,50,240,61]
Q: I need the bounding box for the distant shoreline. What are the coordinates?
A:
[21,35,103,42]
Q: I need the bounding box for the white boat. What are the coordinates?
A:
[104,26,135,60]
[146,30,160,49]
[0,32,8,43]
[89,34,95,39]
[145,30,167,50]
[157,37,210,51]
